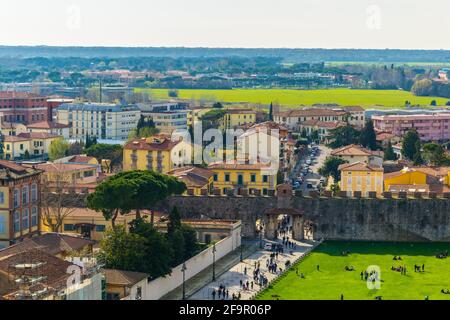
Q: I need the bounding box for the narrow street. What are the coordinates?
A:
[290,144,332,193]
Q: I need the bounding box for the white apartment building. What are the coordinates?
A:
[137,101,188,134]
[57,103,141,141]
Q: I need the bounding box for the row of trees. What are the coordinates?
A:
[327,120,377,150]
[401,129,450,166]
[48,136,123,172]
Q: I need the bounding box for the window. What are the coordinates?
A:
[0,215,6,234]
[263,175,268,183]
[213,174,218,182]
[95,225,106,232]
[14,189,20,208]
[22,186,29,205]
[64,224,75,231]
[263,188,268,196]
[251,174,256,183]
[14,211,20,233]
[22,208,29,230]
[225,173,230,182]
[347,178,352,185]
[0,191,4,204]
[31,184,37,202]
[31,207,38,227]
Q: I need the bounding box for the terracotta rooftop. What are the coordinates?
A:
[17,132,61,140]
[104,269,148,286]
[276,108,347,118]
[3,135,30,142]
[0,248,72,299]
[26,121,69,129]
[0,160,41,179]
[338,162,384,172]
[331,144,384,158]
[0,233,95,259]
[168,166,213,188]
[124,137,181,151]
[68,155,97,164]
[36,162,98,173]
[225,109,256,115]
[301,119,346,129]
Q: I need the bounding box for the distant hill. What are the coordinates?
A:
[1,46,450,63]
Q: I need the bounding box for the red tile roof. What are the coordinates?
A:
[17,132,61,139]
[338,162,383,172]
[26,121,69,129]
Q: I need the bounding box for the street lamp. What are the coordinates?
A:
[212,243,217,282]
[240,231,243,262]
[181,263,187,300]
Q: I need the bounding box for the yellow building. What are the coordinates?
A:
[3,132,61,160]
[339,162,384,197]
[208,161,277,196]
[123,134,192,174]
[384,166,450,193]
[168,166,214,195]
[222,109,256,130]
[34,162,103,193]
[187,107,212,127]
[384,168,428,192]
[0,160,42,248]
[40,207,140,241]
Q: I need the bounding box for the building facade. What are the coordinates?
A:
[57,103,141,141]
[123,135,192,174]
[331,144,384,167]
[222,109,257,130]
[372,113,450,141]
[0,92,49,125]
[0,161,42,248]
[138,101,188,134]
[208,161,277,196]
[339,162,384,197]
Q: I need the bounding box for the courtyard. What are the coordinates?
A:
[256,241,450,300]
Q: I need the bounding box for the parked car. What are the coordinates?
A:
[264,243,273,250]
[307,183,313,189]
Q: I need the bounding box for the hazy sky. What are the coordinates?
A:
[1,0,449,49]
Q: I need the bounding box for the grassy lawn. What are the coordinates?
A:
[256,241,450,300]
[136,88,448,109]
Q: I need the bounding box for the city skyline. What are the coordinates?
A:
[1,0,450,50]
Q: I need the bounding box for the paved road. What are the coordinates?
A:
[189,235,317,300]
[292,145,332,193]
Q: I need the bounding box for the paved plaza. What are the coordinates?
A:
[189,235,317,300]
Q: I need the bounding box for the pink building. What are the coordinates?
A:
[372,114,450,141]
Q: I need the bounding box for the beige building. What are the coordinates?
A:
[331,144,384,167]
[3,132,61,160]
[57,103,141,141]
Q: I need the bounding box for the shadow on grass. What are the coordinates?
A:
[315,241,450,257]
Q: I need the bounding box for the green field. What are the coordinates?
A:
[136,88,448,109]
[256,241,450,300]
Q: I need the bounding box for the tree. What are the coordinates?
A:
[85,144,123,172]
[128,219,174,277]
[49,138,69,161]
[422,142,446,165]
[23,150,30,160]
[327,125,360,149]
[167,206,182,237]
[383,141,397,161]
[401,129,421,161]
[99,225,147,273]
[68,141,85,156]
[87,170,186,228]
[168,89,179,98]
[430,100,437,106]
[318,157,347,182]
[359,120,377,150]
[212,102,223,109]
[40,170,87,232]
[413,141,424,165]
[411,78,433,96]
